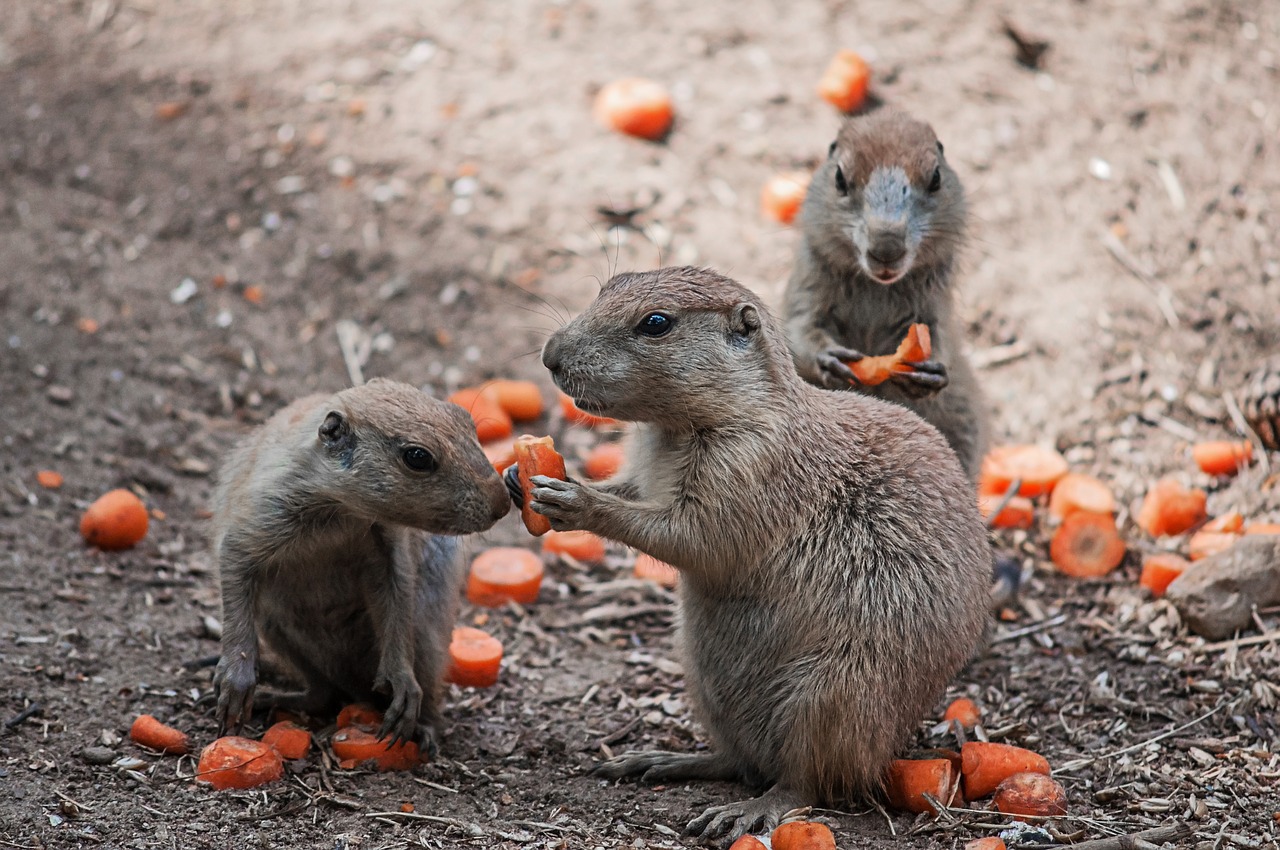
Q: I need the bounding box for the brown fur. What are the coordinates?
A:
[528,267,989,841]
[211,378,510,751]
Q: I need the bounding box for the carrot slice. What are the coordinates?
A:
[483,438,517,475]
[965,840,1007,850]
[981,445,1070,498]
[817,50,871,113]
[196,736,284,789]
[1245,523,1280,535]
[728,837,768,850]
[129,714,190,755]
[885,758,958,814]
[1139,553,1190,597]
[993,771,1068,816]
[448,386,514,443]
[943,698,981,730]
[634,553,679,587]
[978,492,1034,529]
[558,391,619,428]
[1136,478,1208,537]
[1047,473,1115,520]
[1050,511,1126,578]
[541,530,607,563]
[447,626,503,688]
[514,435,568,536]
[1188,530,1239,561]
[760,171,812,225]
[467,547,544,606]
[80,488,149,551]
[336,703,383,731]
[594,78,674,141]
[770,821,837,850]
[331,727,423,771]
[960,741,1050,800]
[1203,512,1244,533]
[36,470,64,489]
[262,721,311,760]
[848,324,932,386]
[583,442,626,481]
[1192,440,1253,476]
[487,380,543,421]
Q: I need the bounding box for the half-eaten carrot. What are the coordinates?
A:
[541,530,607,563]
[129,714,190,755]
[1138,553,1190,597]
[447,626,503,688]
[487,380,544,421]
[262,721,312,760]
[1188,531,1239,561]
[1136,478,1207,537]
[943,697,981,730]
[584,442,626,480]
[728,837,768,850]
[885,758,959,814]
[514,435,568,536]
[960,741,1050,800]
[848,324,931,386]
[196,736,284,789]
[448,386,513,443]
[634,553,679,587]
[467,547,544,606]
[1050,511,1126,578]
[558,391,619,428]
[993,771,1068,816]
[80,488,149,551]
[980,445,1069,498]
[593,78,674,141]
[336,703,383,731]
[761,171,812,225]
[1192,440,1253,477]
[817,50,871,113]
[331,727,423,771]
[770,820,837,850]
[1047,473,1115,520]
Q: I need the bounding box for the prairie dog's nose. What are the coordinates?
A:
[542,333,563,373]
[866,241,907,265]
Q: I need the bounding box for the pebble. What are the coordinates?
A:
[81,746,116,765]
[1166,536,1280,639]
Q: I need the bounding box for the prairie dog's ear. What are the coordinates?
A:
[828,139,838,158]
[318,410,348,443]
[730,302,762,337]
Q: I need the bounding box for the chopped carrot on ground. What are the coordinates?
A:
[728,837,768,850]
[483,438,517,474]
[448,386,514,443]
[885,758,958,814]
[558,391,619,428]
[1136,478,1207,537]
[330,728,423,771]
[1245,523,1280,535]
[1047,473,1115,520]
[583,442,626,480]
[1192,440,1254,477]
[36,470,64,489]
[196,736,284,789]
[593,78,674,141]
[943,697,981,730]
[1203,513,1244,533]
[960,741,1050,800]
[447,626,503,688]
[964,840,1007,850]
[1050,511,1126,578]
[336,703,383,731]
[848,324,931,386]
[467,547,544,606]
[1139,553,1190,597]
[80,488,149,550]
[514,435,568,536]
[1188,530,1240,561]
[993,771,1068,816]
[770,820,837,850]
[978,492,1034,529]
[980,445,1070,498]
[487,380,543,421]
[399,802,415,813]
[129,714,190,755]
[541,530,607,563]
[761,171,812,225]
[634,553,679,587]
[262,721,311,760]
[817,50,871,113]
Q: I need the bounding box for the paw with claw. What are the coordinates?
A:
[890,358,949,398]
[527,475,598,532]
[686,787,810,844]
[213,654,257,735]
[374,671,425,750]
[816,346,865,390]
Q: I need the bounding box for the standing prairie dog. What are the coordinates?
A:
[783,108,989,479]
[212,378,510,751]
[522,267,989,841]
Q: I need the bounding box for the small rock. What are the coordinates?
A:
[1166,536,1280,639]
[81,746,116,765]
[47,385,74,404]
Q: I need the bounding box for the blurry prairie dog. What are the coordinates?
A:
[212,378,510,750]
[521,267,989,841]
[783,107,989,480]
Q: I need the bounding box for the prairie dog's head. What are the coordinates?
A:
[314,378,509,533]
[541,267,793,427]
[807,108,966,284]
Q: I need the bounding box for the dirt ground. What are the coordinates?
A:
[2,0,1279,847]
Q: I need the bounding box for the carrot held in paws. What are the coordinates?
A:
[847,323,932,386]
[514,435,567,536]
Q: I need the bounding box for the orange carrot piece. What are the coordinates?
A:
[467,547,544,606]
[943,697,981,730]
[400,802,415,813]
[558,391,619,428]
[541,530,607,563]
[196,736,284,789]
[885,758,958,814]
[447,626,504,688]
[1047,473,1115,520]
[129,714,190,755]
[728,837,769,850]
[634,553,679,587]
[80,488,149,550]
[978,492,1034,529]
[1136,478,1207,537]
[483,438,517,474]
[336,703,383,731]
[993,771,1068,817]
[964,840,1007,850]
[487,380,544,421]
[583,442,626,481]
[448,386,514,443]
[262,721,311,760]
[1188,530,1239,561]
[514,435,568,536]
[1245,523,1280,535]
[848,324,932,386]
[770,820,837,850]
[36,470,64,489]
[817,50,871,113]
[1192,440,1253,477]
[960,741,1050,800]
[1139,553,1190,597]
[330,727,423,771]
[1203,512,1244,533]
[593,78,674,141]
[761,171,812,225]
[1050,512,1126,578]
[981,445,1070,498]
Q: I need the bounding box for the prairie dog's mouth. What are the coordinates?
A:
[570,396,609,414]
[867,262,907,285]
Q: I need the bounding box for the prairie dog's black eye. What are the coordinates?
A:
[928,167,942,193]
[636,311,675,337]
[401,446,437,472]
[834,164,848,195]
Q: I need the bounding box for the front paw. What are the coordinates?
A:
[529,475,597,531]
[892,358,949,398]
[375,673,424,748]
[503,465,524,508]
[213,655,257,735]
[815,346,864,390]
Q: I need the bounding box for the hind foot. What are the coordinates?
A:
[686,785,811,844]
[594,750,738,784]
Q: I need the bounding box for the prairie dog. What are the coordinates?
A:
[212,378,510,750]
[783,108,989,479]
[522,267,989,840]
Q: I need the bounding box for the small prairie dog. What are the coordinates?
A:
[783,107,989,479]
[211,378,510,750]
[523,267,989,840]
